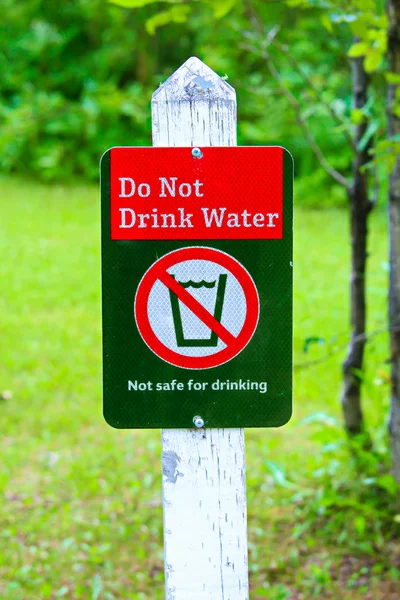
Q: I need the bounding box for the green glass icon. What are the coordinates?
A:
[169,274,227,347]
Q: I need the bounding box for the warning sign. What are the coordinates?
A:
[134,247,259,369]
[100,146,293,429]
[109,146,284,241]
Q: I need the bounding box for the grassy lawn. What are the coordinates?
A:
[0,175,398,599]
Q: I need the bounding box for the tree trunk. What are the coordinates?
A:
[387,0,400,481]
[341,52,372,435]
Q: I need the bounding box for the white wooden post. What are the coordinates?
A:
[152,57,249,600]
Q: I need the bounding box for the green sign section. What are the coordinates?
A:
[101,146,293,429]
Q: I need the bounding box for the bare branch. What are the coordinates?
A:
[295,327,387,370]
[271,39,356,153]
[244,0,349,189]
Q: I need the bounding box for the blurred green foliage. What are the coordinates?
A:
[0,175,397,598]
[0,0,386,204]
[0,0,155,180]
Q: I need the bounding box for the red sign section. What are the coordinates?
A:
[110,147,283,241]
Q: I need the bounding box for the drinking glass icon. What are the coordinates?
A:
[168,274,227,347]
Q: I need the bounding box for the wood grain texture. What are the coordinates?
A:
[152,57,249,599]
[152,56,237,148]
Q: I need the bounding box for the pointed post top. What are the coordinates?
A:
[152,56,235,103]
[152,56,237,146]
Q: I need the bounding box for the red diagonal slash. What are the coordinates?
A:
[157,270,236,347]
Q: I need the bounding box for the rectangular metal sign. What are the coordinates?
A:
[101,146,293,428]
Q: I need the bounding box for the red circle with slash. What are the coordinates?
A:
[134,246,259,369]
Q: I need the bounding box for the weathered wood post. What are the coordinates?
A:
[152,57,249,599]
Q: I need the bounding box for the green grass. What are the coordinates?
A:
[0,175,398,599]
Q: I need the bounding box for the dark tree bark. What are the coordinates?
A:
[387,0,400,480]
[341,51,373,436]
[244,0,374,438]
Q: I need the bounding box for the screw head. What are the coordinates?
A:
[192,148,203,159]
[193,415,205,428]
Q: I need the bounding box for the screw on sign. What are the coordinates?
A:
[134,246,259,370]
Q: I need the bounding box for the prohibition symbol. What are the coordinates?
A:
[134,247,259,369]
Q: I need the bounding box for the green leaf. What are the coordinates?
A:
[350,19,369,39]
[373,139,395,153]
[303,336,325,353]
[357,120,378,151]
[376,474,398,496]
[321,14,333,33]
[351,108,365,124]
[364,49,383,73]
[214,0,237,18]
[145,5,191,35]
[354,515,366,535]
[386,72,400,85]
[348,41,369,57]
[264,460,295,488]
[91,575,103,600]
